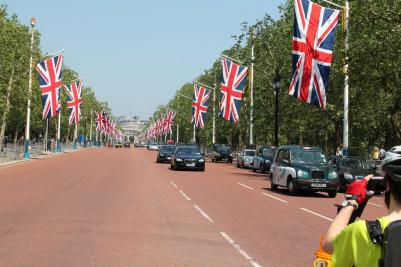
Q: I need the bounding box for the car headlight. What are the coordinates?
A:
[297,169,309,178]
[328,171,338,179]
[160,154,164,156]
[198,159,205,162]
[229,153,233,156]
[265,160,271,164]
[176,158,183,162]
[344,172,353,180]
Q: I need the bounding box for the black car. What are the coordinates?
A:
[211,144,233,163]
[328,156,383,192]
[157,145,176,163]
[171,146,205,171]
[252,146,277,173]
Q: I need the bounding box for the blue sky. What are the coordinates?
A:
[6,0,285,119]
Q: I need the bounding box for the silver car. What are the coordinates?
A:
[236,149,256,168]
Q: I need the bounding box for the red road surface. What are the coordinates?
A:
[0,148,385,266]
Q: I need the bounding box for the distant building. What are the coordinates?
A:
[116,116,147,142]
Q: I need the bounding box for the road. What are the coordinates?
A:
[0,148,385,266]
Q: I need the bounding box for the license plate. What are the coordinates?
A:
[186,163,195,167]
[311,183,326,188]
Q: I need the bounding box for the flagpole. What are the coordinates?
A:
[24,17,36,159]
[176,95,180,143]
[56,111,61,152]
[343,0,350,156]
[193,123,196,143]
[74,122,78,149]
[44,118,49,151]
[213,83,216,144]
[249,27,256,146]
[89,110,93,146]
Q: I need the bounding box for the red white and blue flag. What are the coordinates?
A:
[219,57,248,123]
[289,0,340,110]
[65,80,83,125]
[192,84,210,128]
[95,111,104,132]
[164,111,176,134]
[36,53,64,119]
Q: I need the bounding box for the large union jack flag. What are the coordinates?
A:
[192,84,210,129]
[289,0,340,110]
[219,58,248,123]
[65,80,83,125]
[164,111,176,135]
[95,111,104,132]
[36,54,63,119]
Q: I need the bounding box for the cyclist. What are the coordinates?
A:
[322,154,401,266]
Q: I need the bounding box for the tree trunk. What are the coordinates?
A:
[0,67,15,150]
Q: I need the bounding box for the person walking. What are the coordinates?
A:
[372,146,380,160]
[380,146,387,160]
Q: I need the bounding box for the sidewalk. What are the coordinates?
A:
[0,147,86,168]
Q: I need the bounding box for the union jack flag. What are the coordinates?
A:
[219,57,248,123]
[95,111,104,132]
[65,80,83,125]
[289,0,340,110]
[164,111,176,134]
[192,84,210,128]
[36,54,64,119]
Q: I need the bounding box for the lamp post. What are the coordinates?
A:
[273,72,281,146]
[249,27,256,146]
[24,17,36,159]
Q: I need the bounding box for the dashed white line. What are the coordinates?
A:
[170,181,177,188]
[368,202,383,208]
[237,183,254,190]
[300,208,333,222]
[194,205,213,222]
[179,190,191,201]
[220,232,262,267]
[262,192,288,203]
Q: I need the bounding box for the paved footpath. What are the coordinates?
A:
[0,148,385,267]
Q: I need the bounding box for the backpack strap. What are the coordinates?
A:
[366,219,384,245]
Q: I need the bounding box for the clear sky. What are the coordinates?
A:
[5,0,285,119]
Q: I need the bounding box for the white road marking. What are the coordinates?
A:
[220,232,262,267]
[262,192,288,203]
[237,183,254,190]
[194,205,213,222]
[368,202,383,208]
[170,181,177,188]
[300,208,333,222]
[179,190,191,201]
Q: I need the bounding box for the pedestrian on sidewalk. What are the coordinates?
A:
[380,146,387,160]
[372,146,380,160]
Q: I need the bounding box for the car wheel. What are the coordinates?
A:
[328,190,337,198]
[252,168,256,172]
[200,167,205,172]
[261,164,266,174]
[288,178,298,195]
[236,162,240,168]
[270,174,278,191]
[156,157,160,163]
[212,158,215,162]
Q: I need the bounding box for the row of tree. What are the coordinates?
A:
[0,6,111,148]
[146,0,401,154]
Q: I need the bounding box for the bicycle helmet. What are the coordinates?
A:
[381,153,401,182]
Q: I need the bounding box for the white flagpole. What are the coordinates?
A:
[343,0,350,156]
[74,122,78,149]
[89,110,93,146]
[56,111,61,152]
[213,83,216,144]
[193,123,196,143]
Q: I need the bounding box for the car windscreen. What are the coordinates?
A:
[262,148,275,157]
[161,146,176,152]
[290,150,327,164]
[340,159,371,170]
[245,150,255,156]
[216,145,230,152]
[176,147,201,155]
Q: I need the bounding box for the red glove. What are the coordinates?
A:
[346,179,369,204]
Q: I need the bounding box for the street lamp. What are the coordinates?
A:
[24,17,36,159]
[273,72,281,146]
